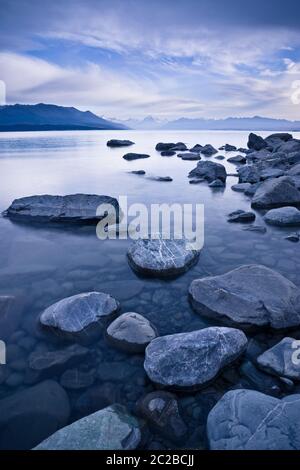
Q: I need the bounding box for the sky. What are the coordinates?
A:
[1,0,300,120]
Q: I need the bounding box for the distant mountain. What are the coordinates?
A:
[160,116,300,131]
[0,103,128,132]
[118,116,167,130]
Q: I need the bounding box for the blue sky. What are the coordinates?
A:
[1,0,300,119]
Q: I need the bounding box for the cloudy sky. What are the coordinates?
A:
[1,0,300,119]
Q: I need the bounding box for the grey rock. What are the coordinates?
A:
[227,210,256,223]
[231,183,251,193]
[189,264,300,329]
[219,144,237,151]
[3,194,119,224]
[240,360,281,395]
[285,233,300,242]
[201,144,218,156]
[252,176,300,209]
[207,389,300,450]
[40,292,120,343]
[130,170,146,175]
[106,312,158,353]
[227,155,246,164]
[244,182,261,196]
[137,391,187,443]
[264,206,300,226]
[60,368,96,389]
[34,404,142,450]
[169,142,187,151]
[273,139,300,154]
[260,168,285,180]
[177,152,201,160]
[144,327,247,390]
[215,155,225,160]
[123,153,150,161]
[257,337,300,381]
[189,161,227,183]
[190,144,203,152]
[107,139,134,147]
[0,380,70,449]
[155,142,176,151]
[161,151,176,156]
[127,237,200,278]
[238,165,261,183]
[247,133,268,151]
[189,178,205,184]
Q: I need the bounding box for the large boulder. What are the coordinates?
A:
[3,194,119,224]
[273,139,300,154]
[207,389,300,450]
[189,264,300,329]
[264,206,300,226]
[0,380,70,449]
[106,312,158,353]
[127,237,200,278]
[34,404,142,450]
[247,133,268,151]
[251,177,300,209]
[257,337,300,381]
[40,292,120,343]
[144,327,247,390]
[189,161,227,183]
[107,139,134,147]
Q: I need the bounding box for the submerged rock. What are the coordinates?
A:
[0,295,24,340]
[107,139,134,147]
[3,194,119,224]
[207,389,300,450]
[34,404,142,450]
[106,312,158,353]
[127,237,200,278]
[177,152,201,160]
[130,170,146,175]
[161,150,176,156]
[189,161,227,183]
[285,233,300,242]
[0,380,70,450]
[40,292,120,343]
[144,327,247,390]
[243,225,267,234]
[257,337,300,381]
[227,210,256,223]
[60,368,96,389]
[264,206,300,226]
[189,264,300,329]
[123,153,150,161]
[252,177,300,209]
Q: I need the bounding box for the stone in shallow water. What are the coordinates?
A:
[238,165,261,183]
[144,327,247,390]
[0,295,24,340]
[285,233,300,242]
[40,292,120,343]
[155,142,176,151]
[227,210,256,223]
[177,152,201,160]
[74,383,120,417]
[123,153,150,161]
[189,264,300,329]
[161,150,176,156]
[264,206,300,226]
[209,179,225,188]
[106,312,158,353]
[252,177,300,209]
[257,337,300,381]
[189,161,227,183]
[227,155,246,164]
[207,389,300,450]
[220,144,237,151]
[34,404,142,450]
[60,367,96,389]
[201,144,218,156]
[231,183,251,193]
[137,391,187,443]
[243,225,267,234]
[130,170,146,175]
[147,176,173,182]
[247,132,268,151]
[107,139,134,147]
[127,237,200,278]
[0,380,70,450]
[3,194,119,224]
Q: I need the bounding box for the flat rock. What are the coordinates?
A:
[123,153,150,161]
[227,210,256,223]
[227,155,246,164]
[231,183,251,192]
[34,404,141,450]
[252,176,300,209]
[264,206,300,226]
[144,327,247,390]
[189,264,300,329]
[177,152,201,160]
[107,139,134,147]
[137,391,187,443]
[106,312,158,353]
[40,292,120,343]
[189,161,227,183]
[207,389,300,450]
[3,194,119,224]
[0,380,70,449]
[127,237,200,278]
[257,337,300,380]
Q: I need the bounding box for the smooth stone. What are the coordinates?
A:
[3,194,119,224]
[106,312,158,353]
[60,368,96,389]
[0,295,24,340]
[190,144,203,152]
[247,133,268,151]
[257,337,300,381]
[273,139,300,154]
[177,152,201,160]
[244,182,261,196]
[219,144,237,151]
[29,344,90,379]
[107,139,134,147]
[207,389,300,450]
[238,165,261,183]
[227,155,246,164]
[215,155,225,160]
[231,183,251,193]
[189,264,300,329]
[169,142,188,151]
[0,380,70,450]
[200,144,218,156]
[161,151,176,156]
[147,176,173,182]
[127,237,200,278]
[144,327,247,390]
[130,170,146,175]
[155,142,176,151]
[252,177,300,209]
[227,210,256,223]
[34,405,141,450]
[137,391,187,443]
[189,161,227,183]
[264,207,300,226]
[40,292,120,343]
[123,153,150,161]
[209,179,225,188]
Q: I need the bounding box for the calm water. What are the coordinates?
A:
[0,129,299,449]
